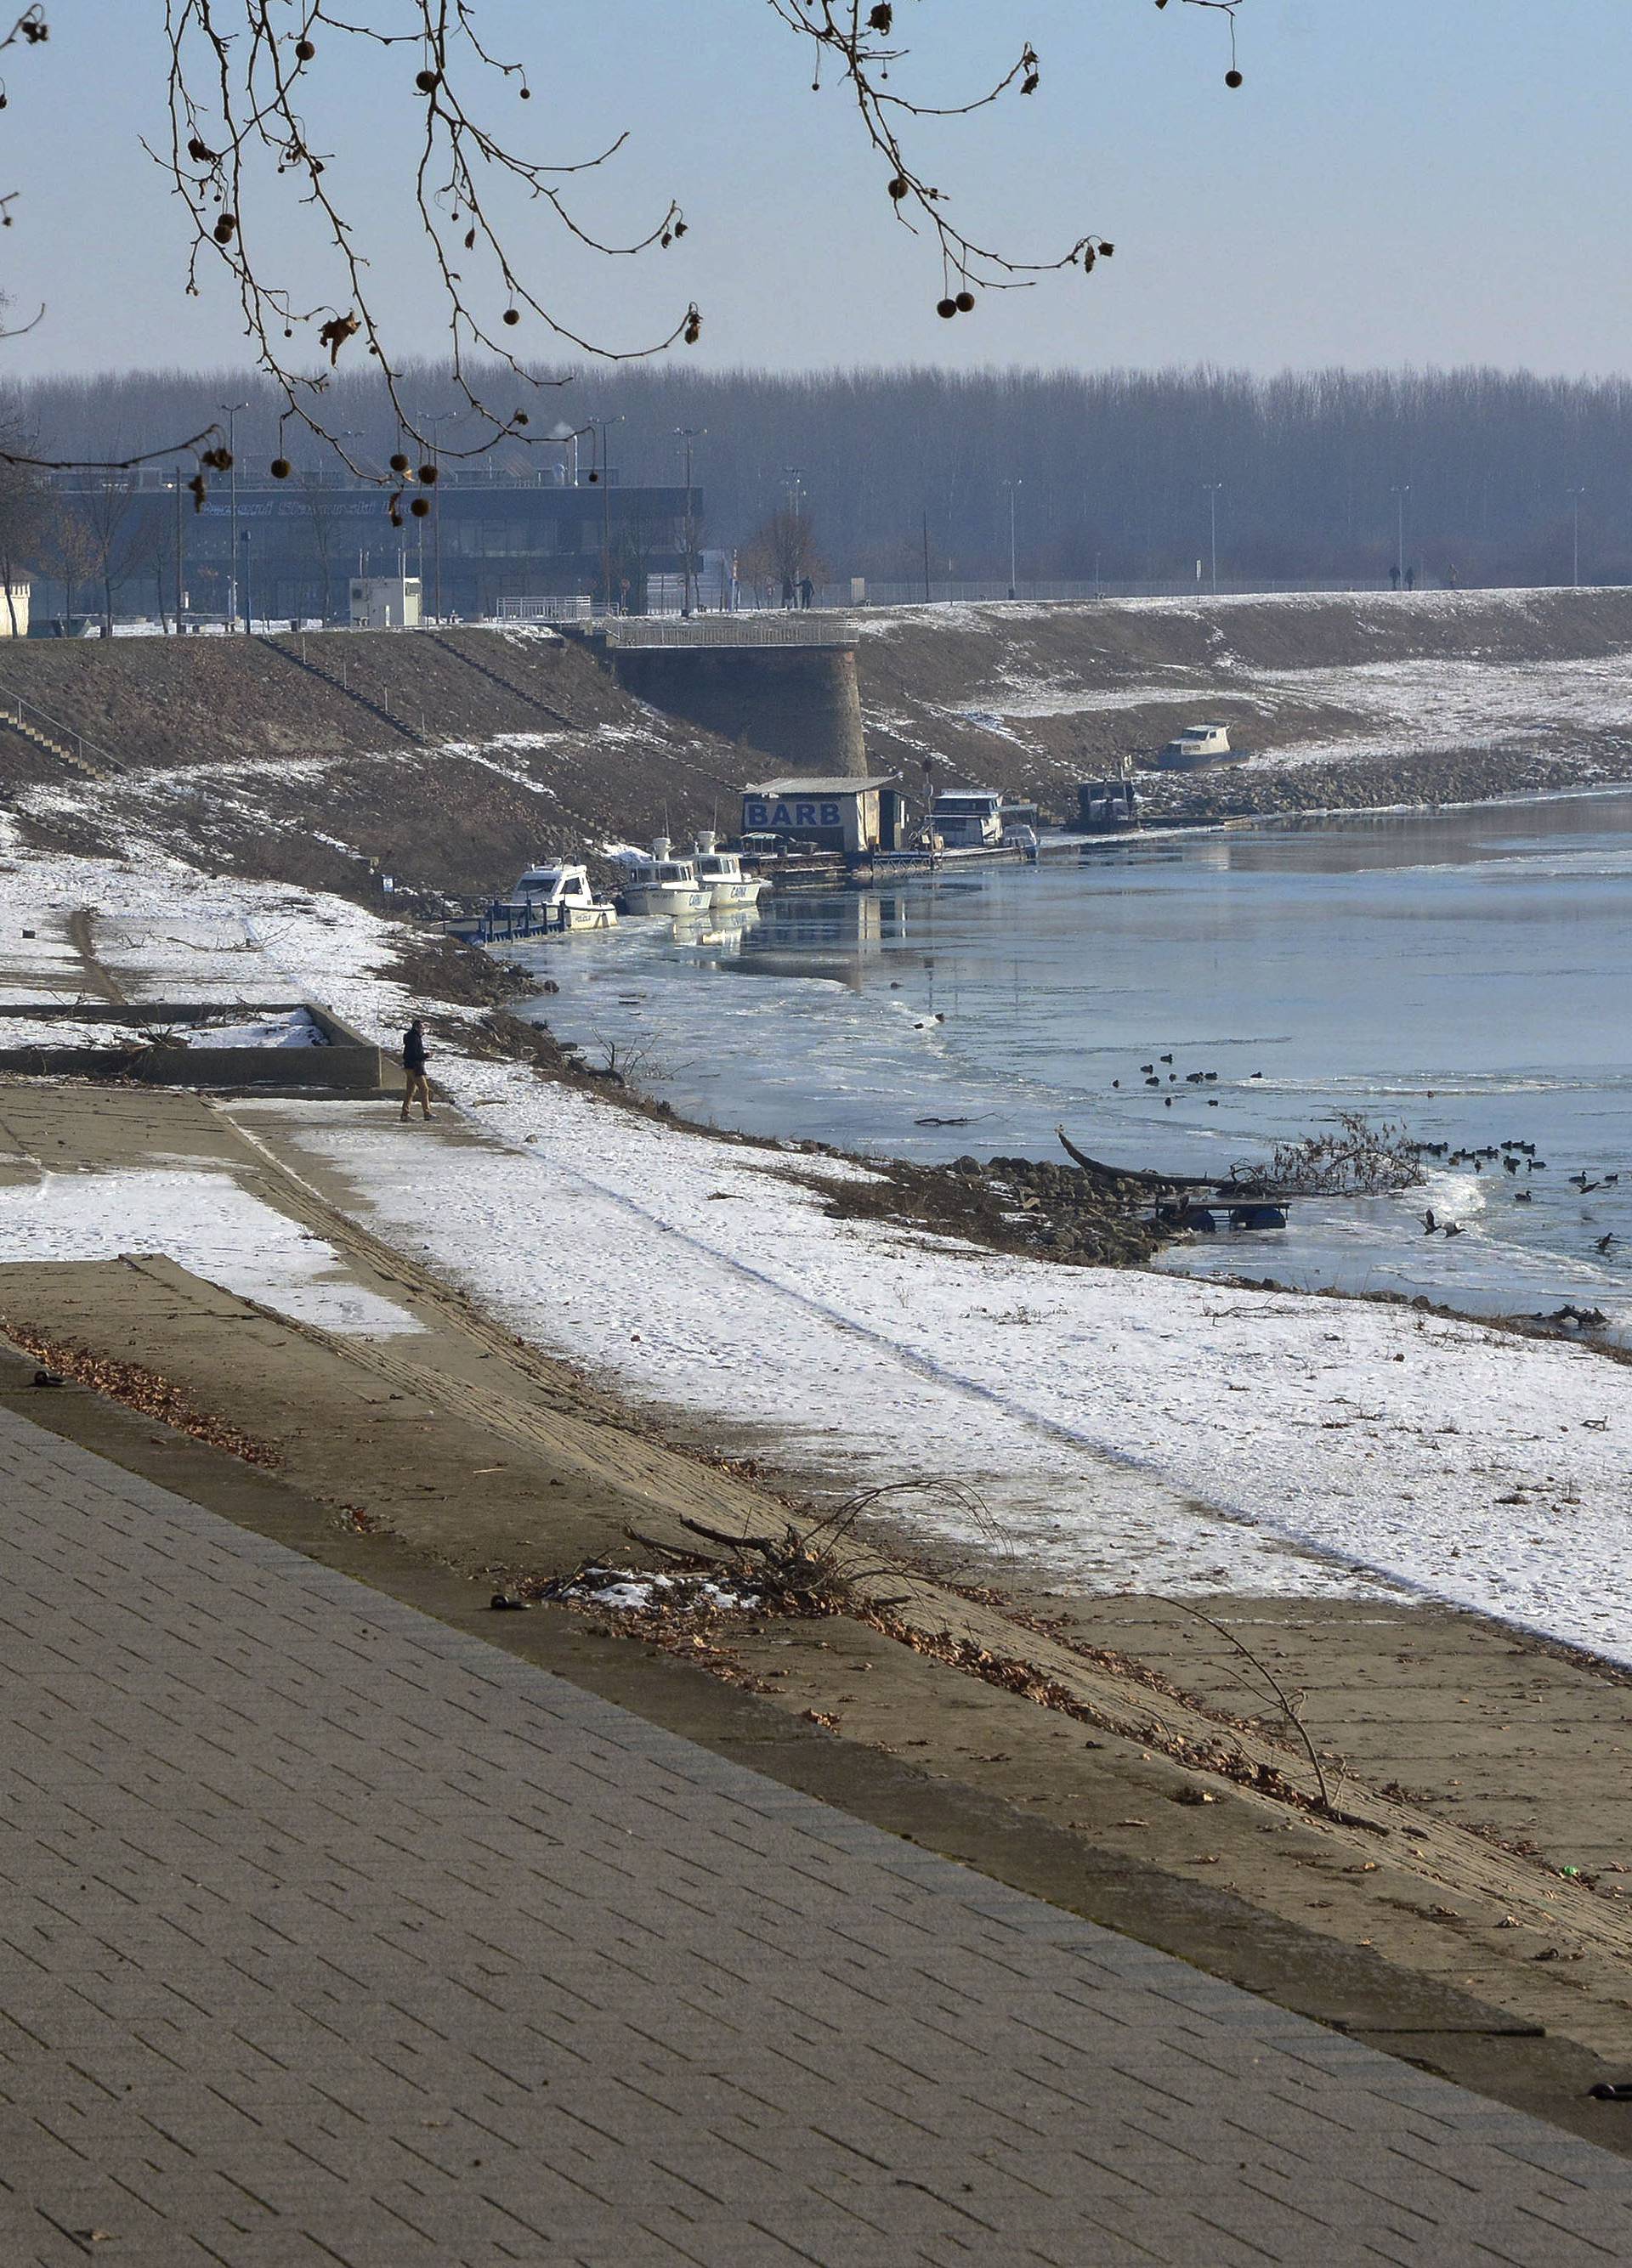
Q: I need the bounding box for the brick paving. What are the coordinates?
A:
[3,1406,1632,2265]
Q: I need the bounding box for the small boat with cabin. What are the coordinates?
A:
[1154,722,1245,770]
[691,831,768,912]
[507,863,618,930]
[616,839,713,918]
[929,788,1005,848]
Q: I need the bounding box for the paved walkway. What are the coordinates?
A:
[3,1411,1632,2267]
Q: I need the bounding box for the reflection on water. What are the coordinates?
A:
[520,790,1632,1332]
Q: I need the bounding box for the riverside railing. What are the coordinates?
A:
[598,614,855,649]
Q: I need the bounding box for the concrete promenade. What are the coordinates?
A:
[3,1408,1632,2266]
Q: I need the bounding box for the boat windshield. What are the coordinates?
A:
[657,863,694,883]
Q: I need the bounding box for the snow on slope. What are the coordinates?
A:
[0,833,1627,1649]
[854,593,1632,770]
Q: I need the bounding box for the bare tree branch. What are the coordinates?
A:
[0,3,1252,495]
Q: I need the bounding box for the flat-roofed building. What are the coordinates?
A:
[33,467,694,626]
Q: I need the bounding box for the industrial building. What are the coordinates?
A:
[31,465,697,628]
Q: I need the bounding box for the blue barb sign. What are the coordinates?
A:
[743,797,844,831]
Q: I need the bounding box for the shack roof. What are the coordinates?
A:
[743,775,901,797]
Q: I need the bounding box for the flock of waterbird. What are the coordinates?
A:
[1111,1056,1621,1261]
[1414,1138,1621,1249]
[1108,1050,1262,1110]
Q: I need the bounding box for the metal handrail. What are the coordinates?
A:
[0,681,123,774]
[600,615,855,650]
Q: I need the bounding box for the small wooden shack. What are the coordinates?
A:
[740,774,906,857]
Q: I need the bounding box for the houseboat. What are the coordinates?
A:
[1077,778,1140,832]
[928,787,1004,848]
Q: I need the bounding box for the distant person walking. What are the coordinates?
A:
[781,574,796,610]
[1403,564,1416,591]
[400,1017,433,1122]
[1389,563,1400,591]
[799,574,815,610]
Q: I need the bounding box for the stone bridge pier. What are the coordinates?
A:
[592,624,869,778]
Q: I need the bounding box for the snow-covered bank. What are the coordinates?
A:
[0,839,1628,1654]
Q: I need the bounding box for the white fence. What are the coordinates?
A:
[496,594,594,625]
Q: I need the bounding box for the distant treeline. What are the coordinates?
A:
[22,362,1632,587]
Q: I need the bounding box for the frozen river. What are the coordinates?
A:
[522,789,1632,1334]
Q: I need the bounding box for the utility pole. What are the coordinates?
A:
[922,508,932,603]
[781,467,808,607]
[1001,478,1021,600]
[1203,483,1222,596]
[240,529,252,635]
[1569,487,1586,588]
[173,467,184,634]
[420,410,460,620]
[1391,484,1410,588]
[218,399,250,629]
[586,416,622,610]
[674,427,704,614]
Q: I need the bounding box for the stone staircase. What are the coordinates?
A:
[259,634,425,743]
[0,693,123,782]
[420,631,585,732]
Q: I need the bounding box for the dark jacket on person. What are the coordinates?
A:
[403,1024,428,1072]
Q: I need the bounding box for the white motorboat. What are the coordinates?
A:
[616,838,712,918]
[691,831,768,912]
[1155,722,1245,770]
[510,863,618,930]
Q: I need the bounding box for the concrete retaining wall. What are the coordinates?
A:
[606,645,868,778]
[0,1002,394,1090]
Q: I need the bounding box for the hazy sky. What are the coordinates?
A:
[8,1,1631,379]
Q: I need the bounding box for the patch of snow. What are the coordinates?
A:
[0,1165,421,1335]
[0,1010,323,1049]
[546,1565,762,1613]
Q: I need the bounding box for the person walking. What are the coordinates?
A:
[799,574,815,610]
[400,1017,433,1122]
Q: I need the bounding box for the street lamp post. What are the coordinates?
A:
[1390,484,1410,588]
[1203,484,1222,596]
[1001,478,1022,600]
[1568,487,1586,589]
[218,399,250,630]
[780,467,807,608]
[240,529,252,636]
[419,410,460,621]
[586,416,623,609]
[674,427,705,614]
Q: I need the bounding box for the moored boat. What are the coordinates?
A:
[691,831,768,911]
[508,862,618,930]
[615,838,713,918]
